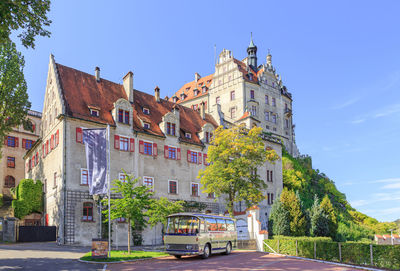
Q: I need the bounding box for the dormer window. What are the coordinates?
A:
[166,122,176,136]
[143,107,150,115]
[172,96,178,103]
[180,94,185,100]
[248,73,253,81]
[250,90,255,99]
[185,132,192,139]
[205,132,213,143]
[90,109,99,117]
[194,89,199,96]
[202,85,207,93]
[118,109,130,124]
[143,122,150,129]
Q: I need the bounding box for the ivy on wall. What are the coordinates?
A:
[12,179,43,219]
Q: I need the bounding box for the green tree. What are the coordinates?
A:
[280,188,307,236]
[320,194,337,238]
[0,40,31,151]
[0,0,51,49]
[103,172,183,253]
[198,125,279,216]
[269,198,291,236]
[310,195,329,237]
[12,179,43,219]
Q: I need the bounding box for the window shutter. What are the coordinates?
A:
[270,171,273,182]
[153,143,158,156]
[15,137,19,147]
[129,138,135,152]
[187,150,191,162]
[177,148,181,160]
[22,139,26,149]
[56,130,59,146]
[164,145,169,158]
[51,135,54,149]
[203,153,207,165]
[114,135,120,149]
[198,152,202,164]
[76,127,83,143]
[139,140,144,154]
[42,144,45,158]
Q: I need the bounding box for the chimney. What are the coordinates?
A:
[195,72,201,82]
[95,67,100,82]
[123,71,134,103]
[200,101,206,120]
[154,86,160,102]
[173,104,180,119]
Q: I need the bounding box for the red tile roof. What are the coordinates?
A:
[233,58,259,84]
[169,74,213,104]
[56,63,218,146]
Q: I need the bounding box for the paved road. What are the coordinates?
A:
[0,242,103,271]
[110,251,364,271]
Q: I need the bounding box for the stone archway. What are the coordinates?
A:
[236,218,249,240]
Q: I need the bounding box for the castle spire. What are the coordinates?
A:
[247,32,258,71]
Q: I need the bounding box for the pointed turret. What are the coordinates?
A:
[247,33,258,71]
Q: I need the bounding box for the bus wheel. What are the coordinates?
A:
[201,244,210,259]
[223,242,232,255]
[174,255,182,259]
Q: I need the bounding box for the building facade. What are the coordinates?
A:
[0,110,41,206]
[24,53,283,246]
[171,38,299,157]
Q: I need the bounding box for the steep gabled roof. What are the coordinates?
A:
[56,63,218,146]
[169,74,213,104]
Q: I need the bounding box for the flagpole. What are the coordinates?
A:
[107,124,111,257]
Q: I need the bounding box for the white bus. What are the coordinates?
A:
[164,213,237,259]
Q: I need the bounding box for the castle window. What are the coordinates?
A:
[143,108,150,115]
[143,122,150,129]
[144,142,152,155]
[4,175,15,188]
[230,107,236,119]
[265,111,270,121]
[191,183,199,197]
[251,105,257,116]
[272,114,277,124]
[6,136,17,148]
[82,202,93,221]
[166,122,176,136]
[185,132,192,139]
[230,91,235,101]
[202,85,207,93]
[285,119,289,128]
[81,169,88,185]
[119,136,129,151]
[194,89,199,96]
[143,176,154,191]
[7,157,15,168]
[168,180,178,194]
[272,98,276,107]
[250,90,255,99]
[173,96,178,103]
[265,95,269,104]
[216,96,220,104]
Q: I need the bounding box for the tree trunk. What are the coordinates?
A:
[128,219,131,254]
[228,191,234,217]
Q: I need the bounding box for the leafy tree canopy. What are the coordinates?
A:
[0,40,31,151]
[198,125,279,216]
[0,0,51,49]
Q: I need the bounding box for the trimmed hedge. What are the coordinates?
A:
[264,237,400,270]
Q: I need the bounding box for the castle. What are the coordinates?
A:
[22,38,297,245]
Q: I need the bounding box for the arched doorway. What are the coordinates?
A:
[4,175,15,188]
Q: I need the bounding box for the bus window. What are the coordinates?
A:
[216,218,227,231]
[199,219,206,233]
[167,216,179,234]
[191,217,199,234]
[205,217,218,231]
[167,216,199,235]
[226,219,235,231]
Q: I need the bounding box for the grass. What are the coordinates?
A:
[80,250,169,262]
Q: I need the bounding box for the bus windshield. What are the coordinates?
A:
[166,216,199,235]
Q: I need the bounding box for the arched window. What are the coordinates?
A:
[82,202,93,221]
[4,176,15,188]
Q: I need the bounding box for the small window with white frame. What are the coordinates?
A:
[143,107,150,115]
[143,176,154,191]
[143,122,150,129]
[81,169,88,185]
[119,136,129,151]
[90,108,99,117]
[185,132,192,139]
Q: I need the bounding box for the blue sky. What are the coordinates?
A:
[15,0,400,222]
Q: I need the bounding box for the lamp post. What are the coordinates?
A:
[93,194,101,238]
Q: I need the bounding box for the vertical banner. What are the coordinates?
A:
[83,128,108,195]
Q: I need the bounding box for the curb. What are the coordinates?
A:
[265,252,384,271]
[78,255,170,264]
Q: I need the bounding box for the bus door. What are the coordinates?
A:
[205,217,218,249]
